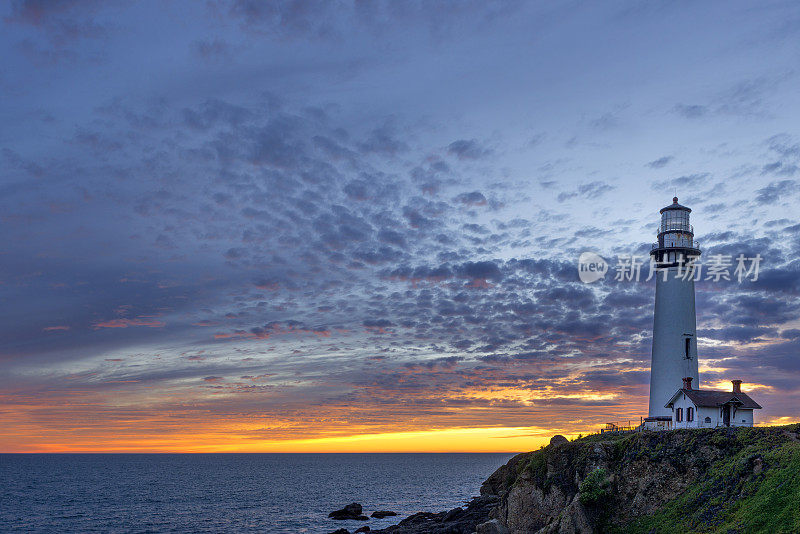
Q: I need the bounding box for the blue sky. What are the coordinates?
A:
[2,0,800,451]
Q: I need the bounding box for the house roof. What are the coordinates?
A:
[665,388,762,409]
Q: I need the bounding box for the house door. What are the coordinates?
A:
[723,405,731,427]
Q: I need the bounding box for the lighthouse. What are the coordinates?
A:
[647,197,701,420]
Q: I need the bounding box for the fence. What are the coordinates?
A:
[599,421,637,434]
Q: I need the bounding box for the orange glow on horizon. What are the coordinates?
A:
[2,362,792,454]
[2,426,565,454]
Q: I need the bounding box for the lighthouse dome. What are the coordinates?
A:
[659,196,692,213]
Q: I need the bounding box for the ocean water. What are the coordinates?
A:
[0,453,513,533]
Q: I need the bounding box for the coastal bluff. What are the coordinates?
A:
[371,424,800,534]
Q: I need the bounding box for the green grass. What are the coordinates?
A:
[618,427,800,534]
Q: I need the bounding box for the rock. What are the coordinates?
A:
[549,435,569,447]
[476,519,509,534]
[371,511,398,519]
[442,507,463,521]
[490,426,800,533]
[371,495,499,533]
[328,529,350,534]
[329,503,368,520]
[355,527,370,533]
[397,511,439,525]
[480,454,527,497]
[753,456,763,475]
[342,503,363,515]
[370,426,800,533]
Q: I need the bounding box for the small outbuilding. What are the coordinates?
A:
[665,377,762,429]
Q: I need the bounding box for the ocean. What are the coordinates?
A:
[0,453,513,533]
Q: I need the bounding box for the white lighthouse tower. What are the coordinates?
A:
[647,197,701,422]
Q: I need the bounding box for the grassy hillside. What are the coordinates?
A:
[482,424,800,534]
[619,425,800,534]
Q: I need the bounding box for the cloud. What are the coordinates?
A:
[673,104,708,118]
[651,173,710,192]
[761,162,798,177]
[454,191,488,206]
[766,134,800,159]
[226,0,341,39]
[646,156,673,169]
[6,0,109,64]
[781,329,800,340]
[672,76,786,120]
[698,326,777,343]
[557,181,614,202]
[191,38,230,61]
[755,180,798,204]
[447,139,492,160]
[223,0,525,44]
[590,111,620,130]
[358,123,409,155]
[93,318,165,329]
[404,356,463,370]
[3,1,800,451]
[455,261,503,282]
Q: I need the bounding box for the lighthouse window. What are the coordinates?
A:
[687,407,694,422]
[685,337,691,359]
[661,210,690,232]
[676,408,683,422]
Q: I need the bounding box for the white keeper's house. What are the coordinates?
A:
[665,377,762,429]
[642,197,763,430]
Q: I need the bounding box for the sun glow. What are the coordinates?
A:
[453,387,617,404]
[4,426,564,453]
[702,379,773,392]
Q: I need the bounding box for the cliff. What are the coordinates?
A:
[480,424,800,533]
[371,424,800,534]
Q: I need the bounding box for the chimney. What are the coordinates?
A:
[732,380,742,393]
[682,376,693,390]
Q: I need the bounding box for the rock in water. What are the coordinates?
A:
[327,529,350,534]
[329,503,368,520]
[354,527,370,533]
[336,503,362,516]
[370,511,397,519]
[370,495,499,533]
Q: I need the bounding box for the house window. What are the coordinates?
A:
[676,407,683,422]
[687,407,694,422]
[705,417,711,423]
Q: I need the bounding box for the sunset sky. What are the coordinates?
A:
[2,1,800,452]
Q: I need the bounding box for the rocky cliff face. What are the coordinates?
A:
[480,424,800,534]
[371,424,800,534]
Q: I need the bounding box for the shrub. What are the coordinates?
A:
[579,467,610,505]
[525,451,548,482]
